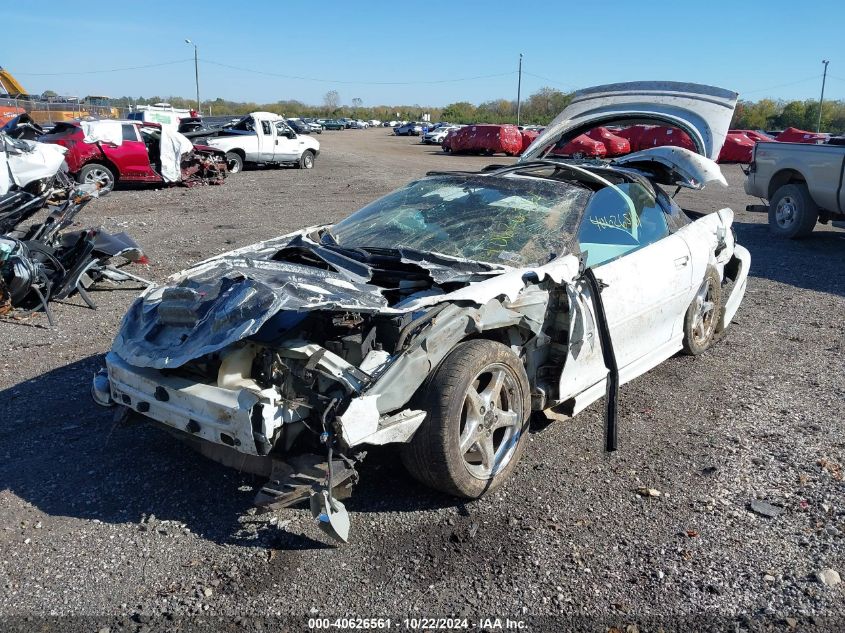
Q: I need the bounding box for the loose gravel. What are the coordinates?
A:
[1,129,843,631]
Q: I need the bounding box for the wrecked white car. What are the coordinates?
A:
[92,82,750,542]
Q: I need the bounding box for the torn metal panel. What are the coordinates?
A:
[111,224,581,370]
[357,409,427,445]
[719,244,751,331]
[336,395,381,446]
[254,454,357,511]
[612,146,728,190]
[2,134,67,193]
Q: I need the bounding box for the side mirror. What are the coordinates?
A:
[286,130,297,139]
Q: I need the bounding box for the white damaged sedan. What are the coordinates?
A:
[92,82,750,542]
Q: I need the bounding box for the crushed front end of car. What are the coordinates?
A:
[92,226,580,542]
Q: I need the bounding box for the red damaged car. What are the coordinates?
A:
[443,124,523,156]
[39,120,226,195]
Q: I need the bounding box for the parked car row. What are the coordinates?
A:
[313,118,379,130]
[423,120,780,164]
[286,119,322,135]
[422,125,462,144]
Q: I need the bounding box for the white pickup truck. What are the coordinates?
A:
[203,112,320,173]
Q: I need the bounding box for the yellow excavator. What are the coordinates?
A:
[0,66,119,125]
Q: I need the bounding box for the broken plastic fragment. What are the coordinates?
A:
[310,490,350,543]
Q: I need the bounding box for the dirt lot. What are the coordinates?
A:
[1,128,844,631]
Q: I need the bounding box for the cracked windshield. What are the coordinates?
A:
[329,175,592,266]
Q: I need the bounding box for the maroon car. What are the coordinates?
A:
[39,120,226,195]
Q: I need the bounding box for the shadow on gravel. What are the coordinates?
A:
[342,445,469,516]
[732,220,845,297]
[0,355,267,547]
[0,356,460,550]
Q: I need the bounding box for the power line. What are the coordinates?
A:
[741,74,823,95]
[522,72,578,91]
[12,57,516,86]
[201,59,516,85]
[12,59,193,76]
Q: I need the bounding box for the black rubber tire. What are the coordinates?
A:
[768,183,818,239]
[225,152,243,174]
[401,339,531,498]
[77,163,115,195]
[299,150,315,170]
[682,266,723,355]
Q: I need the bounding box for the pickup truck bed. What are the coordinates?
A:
[745,141,845,237]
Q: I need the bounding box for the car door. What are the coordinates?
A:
[104,124,157,181]
[251,119,273,162]
[273,120,300,163]
[574,182,693,372]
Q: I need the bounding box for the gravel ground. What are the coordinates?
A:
[1,129,844,632]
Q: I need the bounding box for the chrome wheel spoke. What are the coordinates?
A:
[491,407,519,431]
[459,417,481,454]
[477,433,495,472]
[480,367,506,405]
[465,388,484,417]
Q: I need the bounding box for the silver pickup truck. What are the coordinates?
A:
[744,141,845,237]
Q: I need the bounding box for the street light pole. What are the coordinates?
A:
[185,39,200,114]
[516,53,523,127]
[817,59,829,133]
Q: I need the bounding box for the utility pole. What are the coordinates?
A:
[516,53,523,127]
[185,39,200,114]
[817,59,829,133]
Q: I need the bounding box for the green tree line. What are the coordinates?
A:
[101,86,573,125]
[75,89,845,133]
[731,98,845,133]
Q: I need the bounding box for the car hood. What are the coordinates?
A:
[521,81,738,161]
[111,228,580,369]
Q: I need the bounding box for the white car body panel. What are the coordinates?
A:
[521,81,738,162]
[612,146,728,190]
[1,137,67,193]
[558,206,748,416]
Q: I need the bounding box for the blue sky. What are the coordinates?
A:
[5,0,845,106]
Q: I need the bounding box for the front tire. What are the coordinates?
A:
[225,152,243,174]
[299,150,315,169]
[682,267,722,355]
[78,163,115,195]
[768,183,818,238]
[401,339,531,498]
